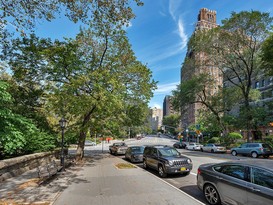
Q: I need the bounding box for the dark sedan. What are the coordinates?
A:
[197,159,273,205]
[173,142,188,149]
[125,146,145,163]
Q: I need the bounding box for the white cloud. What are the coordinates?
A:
[169,0,180,21]
[154,82,179,95]
[177,17,188,50]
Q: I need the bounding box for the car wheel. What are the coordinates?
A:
[110,150,113,154]
[201,148,203,152]
[143,160,147,169]
[211,149,214,153]
[158,165,167,178]
[204,184,221,205]
[251,151,258,158]
[231,150,237,156]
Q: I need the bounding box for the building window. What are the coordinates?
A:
[255,81,259,89]
[261,79,265,87]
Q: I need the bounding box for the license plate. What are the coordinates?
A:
[180,167,186,171]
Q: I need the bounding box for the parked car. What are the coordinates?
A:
[125,146,145,163]
[186,143,203,151]
[109,142,128,155]
[197,159,273,205]
[143,145,192,177]
[201,144,227,153]
[84,140,96,146]
[173,141,189,149]
[230,143,273,158]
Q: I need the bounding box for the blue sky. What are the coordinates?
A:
[30,0,273,109]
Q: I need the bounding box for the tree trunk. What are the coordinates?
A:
[76,131,86,161]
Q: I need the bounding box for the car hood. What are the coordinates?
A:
[162,155,189,161]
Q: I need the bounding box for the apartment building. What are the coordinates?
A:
[149,107,163,131]
[181,8,222,127]
[163,95,178,117]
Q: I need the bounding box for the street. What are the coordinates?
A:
[86,134,272,204]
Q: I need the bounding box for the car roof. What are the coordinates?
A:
[216,159,273,170]
[145,145,171,149]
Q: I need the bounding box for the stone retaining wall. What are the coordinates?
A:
[0,151,59,182]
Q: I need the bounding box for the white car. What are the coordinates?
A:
[186,143,203,151]
[200,143,227,153]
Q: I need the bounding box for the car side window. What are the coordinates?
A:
[251,167,273,189]
[151,148,158,157]
[220,165,246,180]
[241,144,247,148]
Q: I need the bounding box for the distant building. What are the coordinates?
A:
[149,107,163,131]
[163,95,177,117]
[181,8,222,127]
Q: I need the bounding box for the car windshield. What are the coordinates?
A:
[131,147,144,153]
[158,148,180,157]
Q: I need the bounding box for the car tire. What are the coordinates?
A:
[211,149,214,153]
[251,151,258,158]
[110,150,113,154]
[201,148,203,152]
[231,150,237,156]
[143,160,147,169]
[204,184,221,205]
[158,165,167,178]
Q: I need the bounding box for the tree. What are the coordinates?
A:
[0,80,56,158]
[189,11,273,142]
[162,114,180,135]
[172,72,240,133]
[0,0,143,36]
[1,34,53,131]
[261,33,273,76]
[43,29,156,160]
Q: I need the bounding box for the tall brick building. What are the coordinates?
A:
[181,8,222,128]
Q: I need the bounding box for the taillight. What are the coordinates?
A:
[197,168,201,175]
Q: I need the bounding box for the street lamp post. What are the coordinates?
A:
[59,117,67,171]
[186,129,189,142]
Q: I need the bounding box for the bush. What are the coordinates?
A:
[224,132,243,148]
[263,135,273,147]
[207,137,220,144]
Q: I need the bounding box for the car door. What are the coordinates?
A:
[149,148,159,169]
[237,143,248,155]
[215,164,248,205]
[246,167,273,205]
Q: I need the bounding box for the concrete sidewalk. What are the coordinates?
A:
[0,150,205,205]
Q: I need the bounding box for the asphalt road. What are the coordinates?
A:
[87,135,272,204]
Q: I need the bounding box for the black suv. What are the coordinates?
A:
[143,145,193,177]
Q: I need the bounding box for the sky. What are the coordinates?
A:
[29,0,273,109]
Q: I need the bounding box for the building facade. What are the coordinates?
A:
[149,107,163,131]
[163,95,177,117]
[181,8,222,127]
